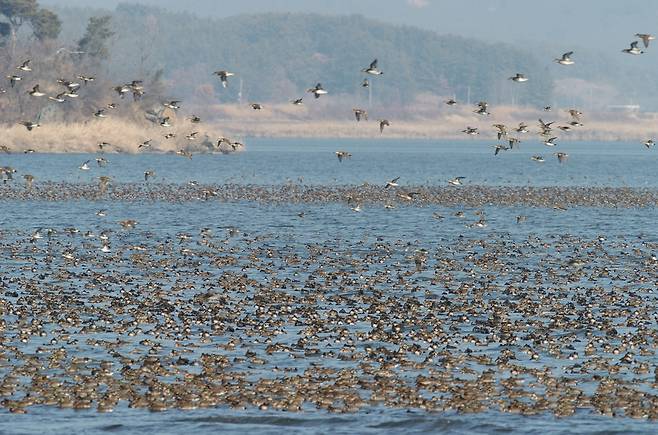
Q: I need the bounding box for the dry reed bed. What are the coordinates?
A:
[1,119,225,153]
[2,105,658,152]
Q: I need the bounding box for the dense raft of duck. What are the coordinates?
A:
[0,210,657,417]
[0,183,656,208]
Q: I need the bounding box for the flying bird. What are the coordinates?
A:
[622,41,644,55]
[474,101,490,116]
[493,144,509,156]
[636,33,655,48]
[7,75,21,87]
[385,177,400,189]
[543,137,558,147]
[353,108,368,122]
[555,51,575,65]
[163,100,181,110]
[509,73,528,82]
[493,124,507,140]
[362,59,383,75]
[307,83,328,99]
[28,85,45,97]
[16,60,31,72]
[48,92,67,103]
[448,177,466,186]
[19,121,40,131]
[213,70,235,88]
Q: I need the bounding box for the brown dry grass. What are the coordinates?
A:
[2,103,658,153]
[1,117,227,153]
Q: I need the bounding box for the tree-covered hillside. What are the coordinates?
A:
[54,5,554,107]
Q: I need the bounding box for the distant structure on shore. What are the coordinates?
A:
[607,105,640,112]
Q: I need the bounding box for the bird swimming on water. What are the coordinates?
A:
[335,151,351,162]
[144,170,155,181]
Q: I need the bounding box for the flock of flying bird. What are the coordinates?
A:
[1,32,656,189]
[448,33,657,167]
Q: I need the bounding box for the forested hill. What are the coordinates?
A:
[55,4,553,106]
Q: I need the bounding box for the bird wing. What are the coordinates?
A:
[370,59,378,69]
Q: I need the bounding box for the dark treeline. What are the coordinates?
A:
[13,3,555,113]
[0,1,170,125]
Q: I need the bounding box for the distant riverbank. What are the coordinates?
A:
[2,108,657,152]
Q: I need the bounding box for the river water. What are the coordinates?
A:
[0,139,656,434]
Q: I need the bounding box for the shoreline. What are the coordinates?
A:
[2,114,658,153]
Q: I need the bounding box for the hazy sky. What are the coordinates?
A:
[41,0,658,48]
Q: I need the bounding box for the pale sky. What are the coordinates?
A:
[40,0,658,48]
